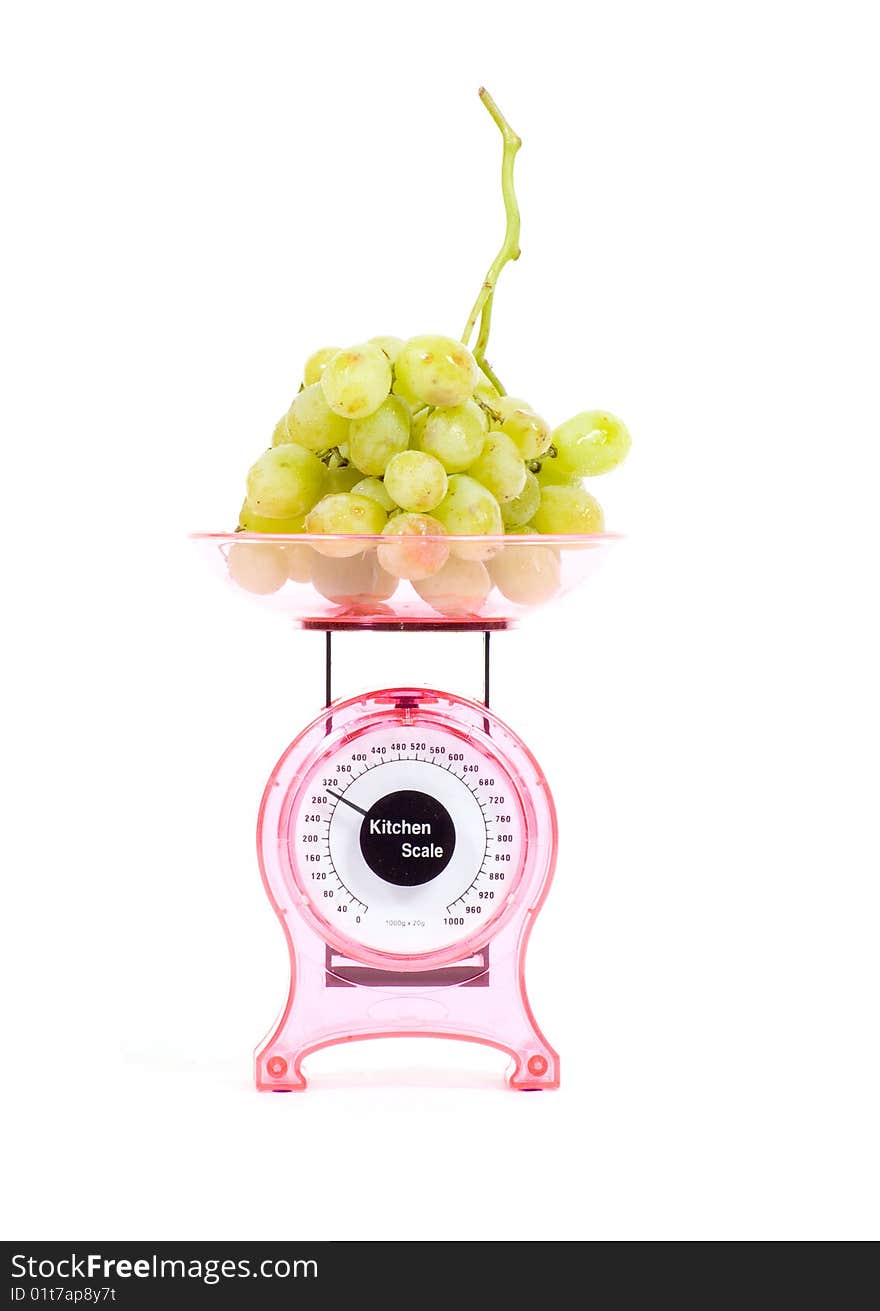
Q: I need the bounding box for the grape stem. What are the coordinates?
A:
[477,398,504,425]
[461,88,521,396]
[317,446,349,468]
[528,445,558,474]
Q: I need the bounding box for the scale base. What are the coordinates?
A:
[256,947,559,1092]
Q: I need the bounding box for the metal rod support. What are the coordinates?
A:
[483,631,491,708]
[325,631,332,707]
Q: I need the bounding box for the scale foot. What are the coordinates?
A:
[507,1046,560,1091]
[257,1052,308,1092]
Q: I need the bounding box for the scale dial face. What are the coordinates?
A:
[284,710,528,959]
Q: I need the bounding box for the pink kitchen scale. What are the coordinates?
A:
[193,531,615,1090]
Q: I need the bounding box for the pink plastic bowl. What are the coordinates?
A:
[190,532,619,629]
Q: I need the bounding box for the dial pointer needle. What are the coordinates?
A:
[326,788,370,818]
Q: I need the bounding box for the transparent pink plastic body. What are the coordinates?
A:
[191,531,617,628]
[256,688,560,1090]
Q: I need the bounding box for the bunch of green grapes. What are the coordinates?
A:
[228,91,631,611]
[231,340,628,606]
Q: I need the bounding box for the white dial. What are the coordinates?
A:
[289,721,525,956]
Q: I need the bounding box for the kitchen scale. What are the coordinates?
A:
[193,531,615,1089]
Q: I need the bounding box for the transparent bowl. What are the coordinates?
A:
[190,532,619,630]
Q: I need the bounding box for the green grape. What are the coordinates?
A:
[284,542,314,582]
[271,414,289,446]
[323,462,362,494]
[369,335,405,364]
[497,400,552,461]
[351,477,396,512]
[279,382,350,452]
[238,499,307,534]
[383,450,448,513]
[531,484,605,534]
[489,543,561,605]
[414,400,487,473]
[321,343,392,419]
[432,474,503,560]
[348,395,411,476]
[550,410,632,477]
[394,335,479,407]
[305,492,388,556]
[303,346,340,386]
[310,551,397,604]
[227,541,289,595]
[434,474,504,534]
[376,513,450,581]
[468,432,527,503]
[246,444,325,519]
[500,470,540,528]
[413,556,491,617]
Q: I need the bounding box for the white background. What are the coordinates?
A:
[1,0,878,1242]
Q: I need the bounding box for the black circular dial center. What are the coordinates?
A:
[359,790,456,887]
